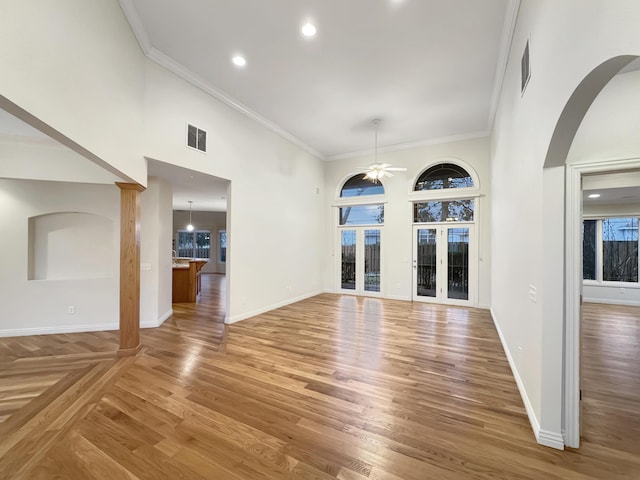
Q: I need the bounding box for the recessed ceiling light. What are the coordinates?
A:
[588,193,601,199]
[301,22,317,37]
[232,55,246,67]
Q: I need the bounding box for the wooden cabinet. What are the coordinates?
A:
[172,259,208,303]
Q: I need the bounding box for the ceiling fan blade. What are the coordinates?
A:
[385,167,407,171]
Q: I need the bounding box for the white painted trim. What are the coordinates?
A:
[583,297,640,307]
[117,0,152,53]
[227,290,324,324]
[565,157,640,449]
[386,294,412,301]
[538,429,565,451]
[486,0,521,132]
[325,131,489,162]
[489,309,541,444]
[146,48,324,160]
[141,308,173,329]
[0,323,119,338]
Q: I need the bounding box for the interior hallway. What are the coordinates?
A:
[0,280,639,478]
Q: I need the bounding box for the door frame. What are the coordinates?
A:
[564,156,640,448]
[336,226,384,297]
[411,222,477,306]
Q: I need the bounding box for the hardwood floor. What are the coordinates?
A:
[0,278,639,479]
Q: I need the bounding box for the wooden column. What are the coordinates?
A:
[116,182,146,356]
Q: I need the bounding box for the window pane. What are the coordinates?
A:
[340,175,384,197]
[364,230,381,292]
[448,228,469,300]
[414,200,474,223]
[341,230,356,290]
[415,163,473,191]
[582,220,597,280]
[177,231,193,257]
[602,218,638,282]
[219,231,227,263]
[197,128,207,152]
[195,231,210,259]
[340,204,384,225]
[416,229,437,297]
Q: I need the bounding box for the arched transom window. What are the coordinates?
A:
[341,175,385,197]
[414,163,473,191]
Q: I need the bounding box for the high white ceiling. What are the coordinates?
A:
[122,0,515,159]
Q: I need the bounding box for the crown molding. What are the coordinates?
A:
[486,0,522,132]
[324,130,490,162]
[118,0,151,54]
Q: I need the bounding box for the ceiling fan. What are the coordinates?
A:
[361,119,407,181]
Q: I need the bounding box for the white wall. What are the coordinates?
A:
[0,0,146,183]
[568,69,640,165]
[491,0,640,448]
[141,177,174,327]
[0,179,120,336]
[173,210,227,274]
[324,136,492,307]
[142,60,326,323]
[0,136,122,184]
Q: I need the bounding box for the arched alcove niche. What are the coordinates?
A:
[28,212,115,281]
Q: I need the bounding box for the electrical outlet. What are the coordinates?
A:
[67,306,75,314]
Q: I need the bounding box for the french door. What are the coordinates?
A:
[338,227,382,295]
[412,224,474,305]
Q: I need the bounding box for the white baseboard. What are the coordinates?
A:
[583,297,640,307]
[385,294,412,301]
[538,429,565,450]
[141,308,173,329]
[0,322,119,338]
[227,290,324,324]
[490,309,563,450]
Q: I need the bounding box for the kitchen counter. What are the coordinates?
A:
[172,258,208,303]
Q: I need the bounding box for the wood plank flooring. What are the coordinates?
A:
[0,276,639,479]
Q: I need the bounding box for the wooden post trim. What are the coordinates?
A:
[116,182,146,356]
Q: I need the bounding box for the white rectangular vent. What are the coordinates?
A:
[521,38,531,95]
[187,124,207,153]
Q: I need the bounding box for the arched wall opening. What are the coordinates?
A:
[541,54,639,449]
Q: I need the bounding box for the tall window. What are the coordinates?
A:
[339,174,385,226]
[177,230,210,259]
[583,217,639,283]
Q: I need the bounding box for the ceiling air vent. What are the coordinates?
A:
[521,38,531,95]
[187,123,207,153]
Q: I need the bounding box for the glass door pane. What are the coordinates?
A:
[417,229,437,297]
[341,230,356,290]
[364,230,381,292]
[447,227,469,300]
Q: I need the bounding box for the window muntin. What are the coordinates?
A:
[414,199,474,223]
[339,204,384,225]
[415,163,473,191]
[582,217,639,283]
[340,175,384,197]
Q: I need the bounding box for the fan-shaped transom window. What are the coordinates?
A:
[414,163,473,191]
[341,175,385,197]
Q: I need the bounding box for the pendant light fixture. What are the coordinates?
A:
[186,201,194,232]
